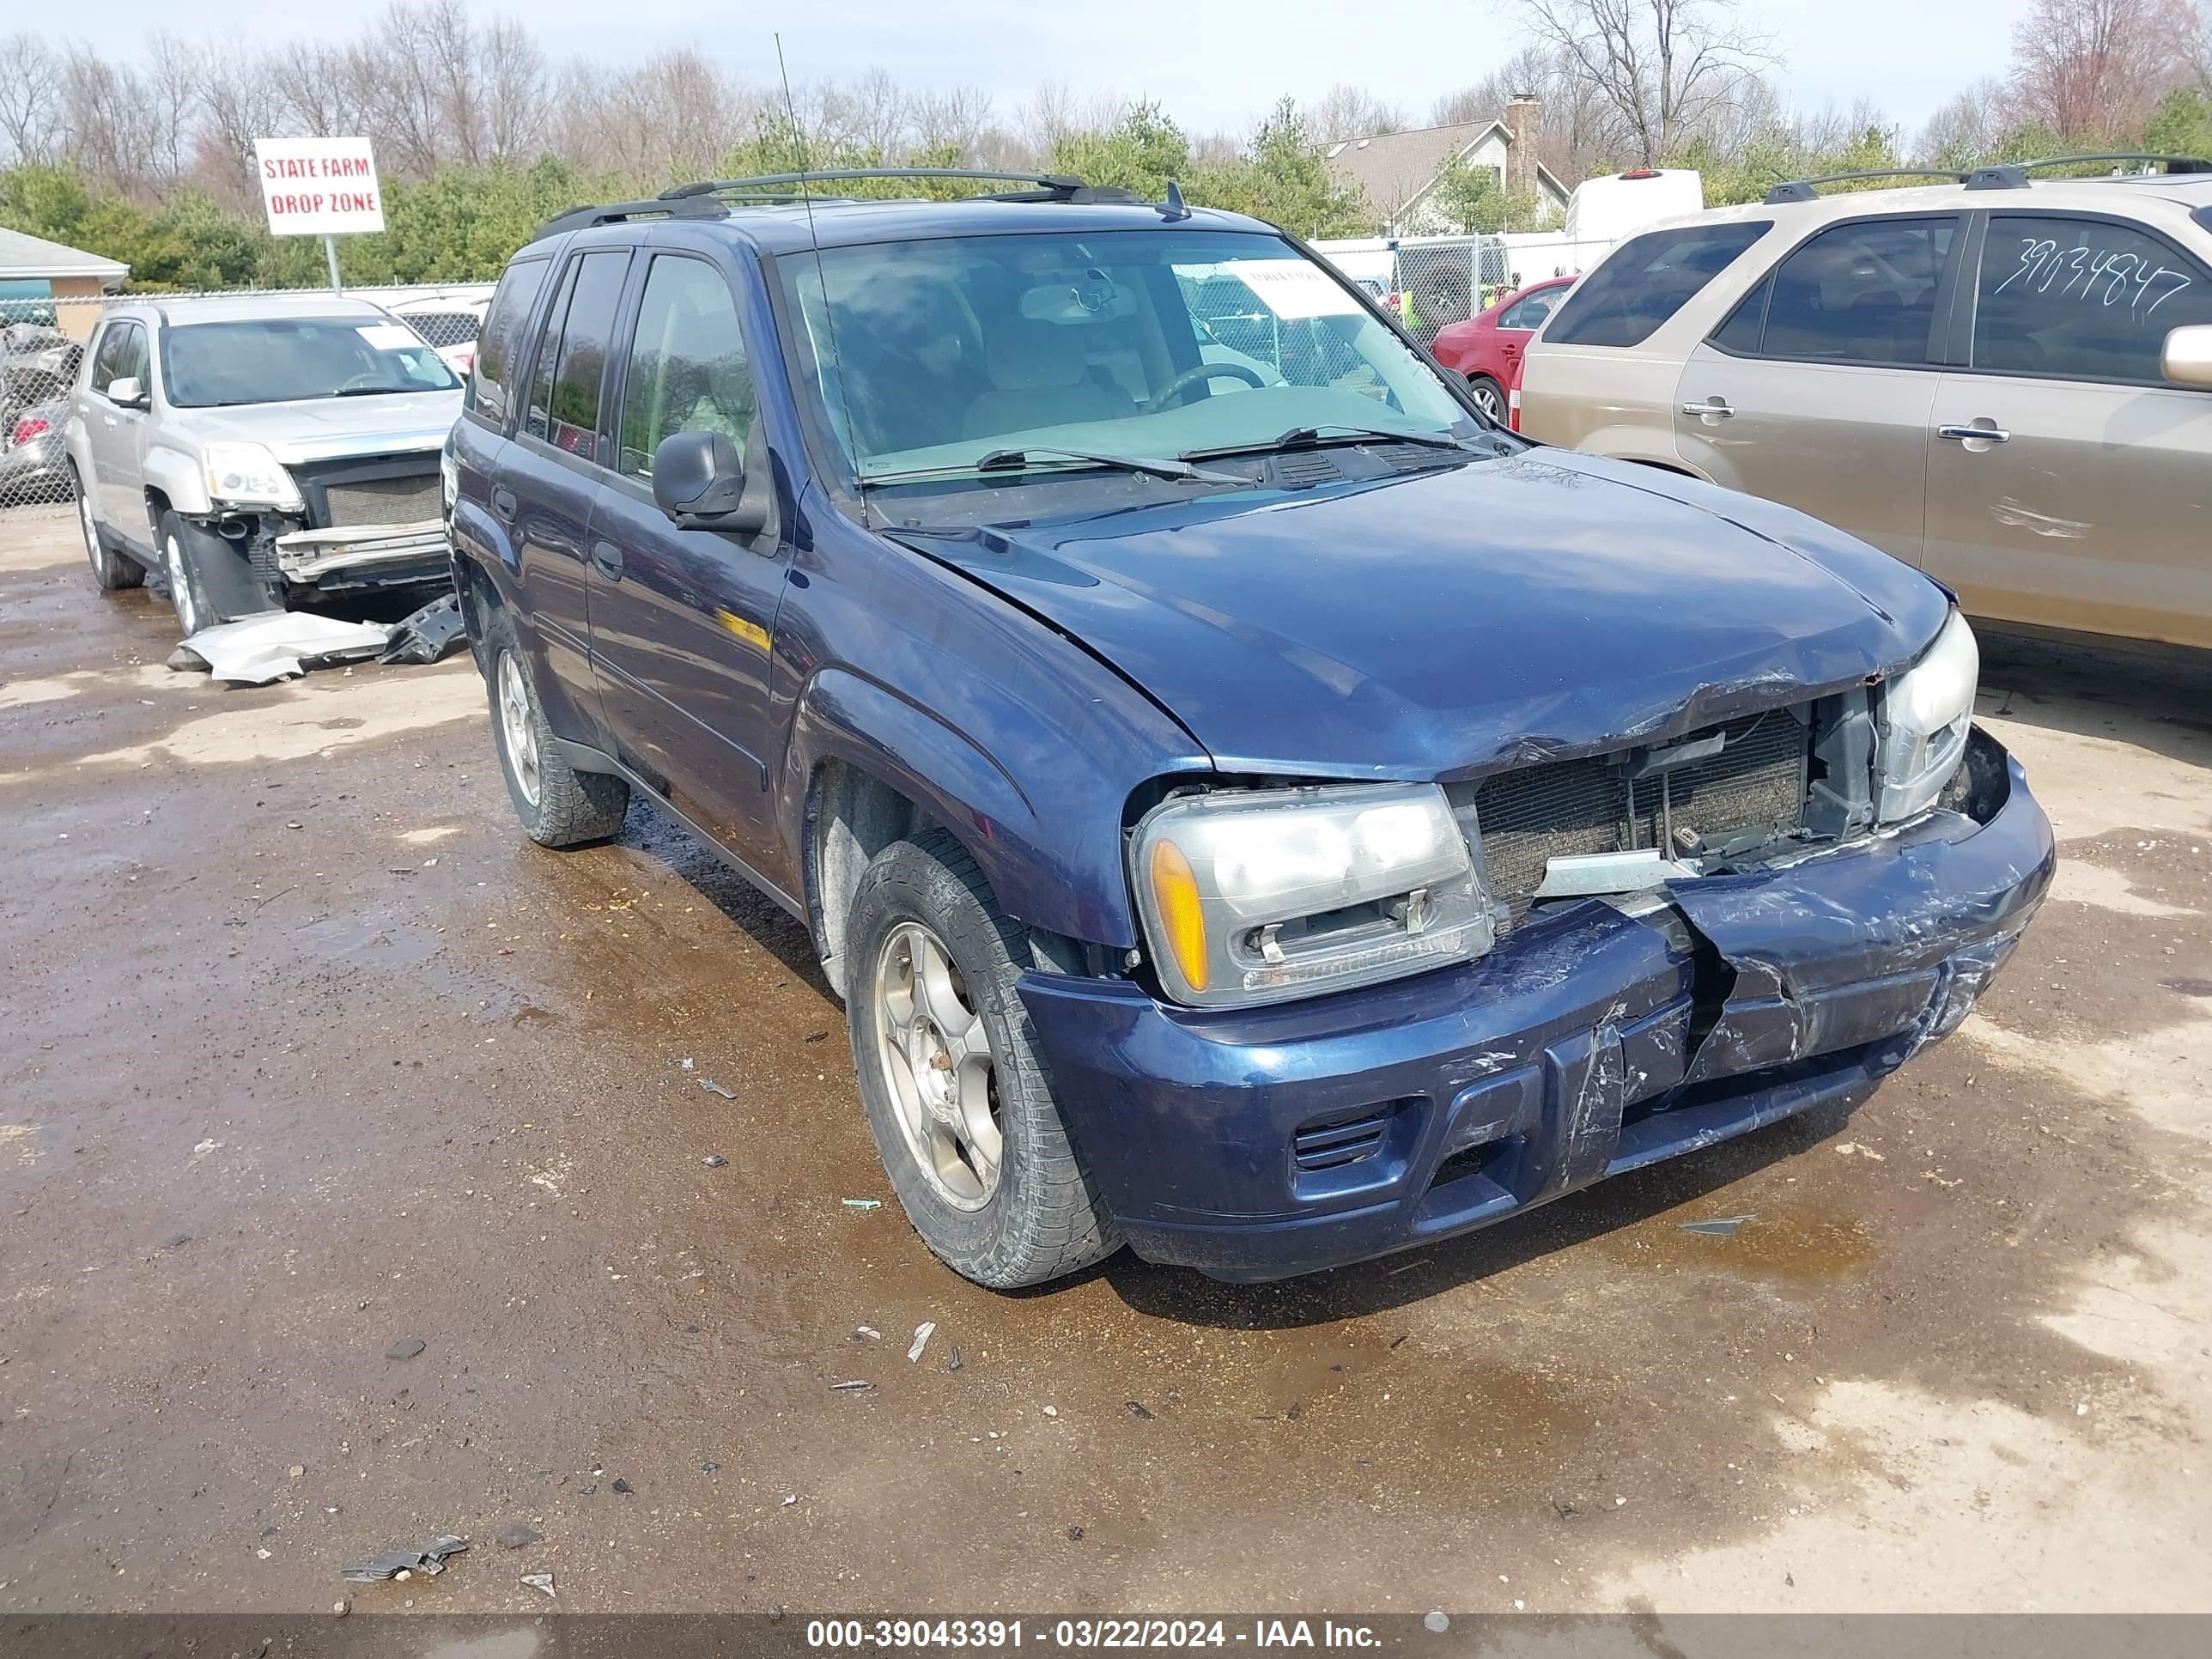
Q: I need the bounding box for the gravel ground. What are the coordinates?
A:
[2,501,2209,1615]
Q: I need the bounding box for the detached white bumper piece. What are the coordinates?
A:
[173,612,396,684]
[273,519,447,582]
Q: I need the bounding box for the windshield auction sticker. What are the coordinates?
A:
[1224,260,1364,321]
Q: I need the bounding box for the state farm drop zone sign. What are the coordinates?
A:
[252,137,387,237]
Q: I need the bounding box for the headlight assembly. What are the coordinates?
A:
[1877,608,1978,823]
[1131,782,1492,1008]
[202,441,303,511]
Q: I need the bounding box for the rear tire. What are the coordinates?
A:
[844,829,1120,1289]
[483,605,629,848]
[1467,374,1506,424]
[75,467,143,591]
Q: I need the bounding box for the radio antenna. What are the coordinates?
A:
[774,33,865,514]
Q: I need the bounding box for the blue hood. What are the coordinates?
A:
[903,449,1952,779]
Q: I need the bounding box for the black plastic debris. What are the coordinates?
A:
[380,593,468,666]
[338,1534,469,1582]
[1680,1214,1757,1237]
[611,1478,635,1494]
[1126,1401,1154,1420]
[384,1338,426,1360]
[830,1379,873,1393]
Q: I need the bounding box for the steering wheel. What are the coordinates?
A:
[337,372,388,393]
[1142,361,1267,413]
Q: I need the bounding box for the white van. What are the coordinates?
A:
[1563,169,1705,245]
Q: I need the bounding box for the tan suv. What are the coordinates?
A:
[1519,157,2212,648]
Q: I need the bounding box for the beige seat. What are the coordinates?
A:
[962,320,1134,440]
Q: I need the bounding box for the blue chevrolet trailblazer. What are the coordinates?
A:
[443,169,2053,1286]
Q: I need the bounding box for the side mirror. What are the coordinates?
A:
[2162,324,2212,390]
[107,375,149,410]
[652,428,767,535]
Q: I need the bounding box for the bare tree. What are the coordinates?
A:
[2191,0,2212,89]
[141,32,204,189]
[0,32,63,167]
[1511,0,1777,165]
[61,49,159,197]
[480,20,547,164]
[1303,84,1406,144]
[2004,0,2192,141]
[1431,45,1626,183]
[1917,79,2007,167]
[269,41,357,138]
[911,83,996,163]
[818,67,912,159]
[196,43,294,210]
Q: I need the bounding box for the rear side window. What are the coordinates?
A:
[523,261,577,445]
[471,258,550,425]
[1719,217,1957,367]
[1498,288,1564,331]
[1973,215,2212,386]
[535,251,629,463]
[1546,221,1770,348]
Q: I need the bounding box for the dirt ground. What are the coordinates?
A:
[2,501,2209,1618]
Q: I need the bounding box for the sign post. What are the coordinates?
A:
[252,137,386,295]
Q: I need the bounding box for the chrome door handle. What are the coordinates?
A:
[1680,397,1733,419]
[1938,423,2009,444]
[101,415,116,427]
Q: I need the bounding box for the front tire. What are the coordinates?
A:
[845,830,1119,1289]
[482,606,629,847]
[75,467,143,591]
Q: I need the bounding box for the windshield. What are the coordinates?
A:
[161,318,459,408]
[776,229,1476,482]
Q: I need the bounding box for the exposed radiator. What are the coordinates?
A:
[1469,708,1812,927]
[325,475,443,527]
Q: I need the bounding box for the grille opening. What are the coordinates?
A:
[1291,1107,1394,1171]
[1425,1136,1512,1196]
[326,475,443,526]
[1466,708,1812,928]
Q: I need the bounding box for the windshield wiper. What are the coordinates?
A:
[869,446,1243,486]
[1179,424,1469,461]
[331,385,417,398]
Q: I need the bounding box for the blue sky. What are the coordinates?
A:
[59,0,2029,142]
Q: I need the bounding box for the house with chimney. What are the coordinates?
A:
[1324,94,1570,235]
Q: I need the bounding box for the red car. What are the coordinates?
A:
[1430,275,1576,428]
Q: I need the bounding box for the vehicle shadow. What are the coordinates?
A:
[1978,625,2212,769]
[1083,1085,1873,1329]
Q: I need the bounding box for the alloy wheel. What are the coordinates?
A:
[872,921,1003,1211]
[165,535,202,635]
[496,651,541,808]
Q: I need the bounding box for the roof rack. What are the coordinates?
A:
[1962,153,2212,190]
[532,167,1158,244]
[1765,154,2212,205]
[659,167,1090,200]
[530,195,730,241]
[1762,168,1966,204]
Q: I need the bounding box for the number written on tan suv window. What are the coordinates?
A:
[1924,213,2212,647]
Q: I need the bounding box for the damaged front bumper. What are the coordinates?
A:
[273,519,449,586]
[1018,729,2054,1281]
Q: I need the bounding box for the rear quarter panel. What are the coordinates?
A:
[1518,347,1700,471]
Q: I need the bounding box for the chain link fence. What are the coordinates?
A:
[1,283,491,517]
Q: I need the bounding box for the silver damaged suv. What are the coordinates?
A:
[64,292,463,636]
